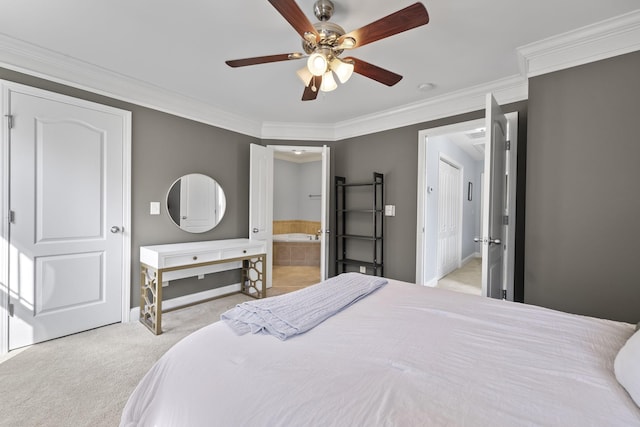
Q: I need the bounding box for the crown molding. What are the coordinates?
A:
[262,75,527,141]
[261,121,336,141]
[518,10,640,78]
[0,34,263,138]
[333,75,527,140]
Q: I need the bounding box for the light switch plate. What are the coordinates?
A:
[385,205,396,216]
[150,202,160,215]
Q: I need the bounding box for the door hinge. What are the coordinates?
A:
[502,290,507,300]
[502,215,509,225]
[505,140,511,150]
[5,114,13,129]
[9,210,15,224]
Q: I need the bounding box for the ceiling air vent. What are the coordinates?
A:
[465,128,486,140]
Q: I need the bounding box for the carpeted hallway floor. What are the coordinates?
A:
[436,257,482,295]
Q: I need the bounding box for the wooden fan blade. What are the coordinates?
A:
[268,0,319,41]
[225,53,303,67]
[302,75,322,101]
[338,2,429,49]
[344,57,403,86]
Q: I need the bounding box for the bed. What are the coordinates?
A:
[121,274,640,426]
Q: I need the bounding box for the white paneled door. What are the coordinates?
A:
[481,94,508,299]
[437,158,461,279]
[249,143,273,288]
[319,145,330,281]
[6,84,129,350]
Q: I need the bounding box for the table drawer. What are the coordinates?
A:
[163,251,222,268]
[222,246,263,259]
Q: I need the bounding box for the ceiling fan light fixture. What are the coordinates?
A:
[320,71,337,92]
[296,67,314,86]
[330,57,354,84]
[307,51,328,76]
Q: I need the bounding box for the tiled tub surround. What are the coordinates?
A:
[273,240,321,266]
[273,220,321,236]
[273,221,321,267]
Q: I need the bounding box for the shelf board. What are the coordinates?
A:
[337,258,383,268]
[336,234,382,241]
[337,209,384,213]
[336,182,382,188]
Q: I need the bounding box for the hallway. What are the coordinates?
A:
[436,258,482,295]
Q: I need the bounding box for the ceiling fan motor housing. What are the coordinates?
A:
[302,21,346,55]
[313,0,335,21]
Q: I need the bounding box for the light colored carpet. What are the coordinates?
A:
[437,257,482,295]
[0,292,253,427]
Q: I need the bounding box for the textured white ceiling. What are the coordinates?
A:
[0,0,638,127]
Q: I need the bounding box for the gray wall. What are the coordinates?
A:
[273,159,322,221]
[274,159,299,220]
[297,161,322,221]
[525,51,640,323]
[0,68,260,307]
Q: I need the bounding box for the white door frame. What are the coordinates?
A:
[268,145,330,280]
[436,153,464,279]
[0,80,131,355]
[416,112,518,298]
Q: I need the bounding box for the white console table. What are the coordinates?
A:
[139,238,267,335]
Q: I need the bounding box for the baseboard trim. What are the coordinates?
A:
[129,283,241,322]
[424,278,438,288]
[461,252,481,265]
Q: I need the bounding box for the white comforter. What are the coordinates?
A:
[121,279,640,426]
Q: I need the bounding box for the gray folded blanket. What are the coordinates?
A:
[221,272,387,340]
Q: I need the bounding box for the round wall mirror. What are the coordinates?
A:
[166,173,226,233]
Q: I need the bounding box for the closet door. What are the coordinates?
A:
[6,84,128,349]
[437,158,461,278]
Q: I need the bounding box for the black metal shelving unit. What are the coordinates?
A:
[335,172,384,276]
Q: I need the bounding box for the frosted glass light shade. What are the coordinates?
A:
[296,67,313,86]
[307,52,328,76]
[330,58,354,84]
[320,71,337,92]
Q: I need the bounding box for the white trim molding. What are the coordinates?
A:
[518,10,640,78]
[262,75,527,141]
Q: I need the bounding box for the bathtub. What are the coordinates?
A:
[273,234,320,266]
[273,233,319,242]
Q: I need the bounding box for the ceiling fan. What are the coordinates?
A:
[225,0,429,101]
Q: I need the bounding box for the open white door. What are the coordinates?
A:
[320,146,330,280]
[481,94,507,299]
[249,144,273,287]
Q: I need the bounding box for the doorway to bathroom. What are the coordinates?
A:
[271,148,322,294]
[255,145,329,295]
